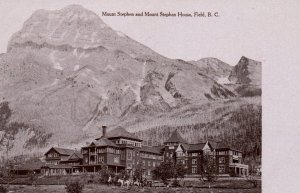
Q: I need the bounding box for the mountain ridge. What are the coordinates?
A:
[0,5,261,161]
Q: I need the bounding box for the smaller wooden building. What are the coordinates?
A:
[42,147,83,176]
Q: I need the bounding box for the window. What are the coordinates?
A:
[219,166,225,174]
[177,152,185,157]
[192,166,197,174]
[98,156,104,163]
[219,151,227,155]
[148,161,151,167]
[127,150,132,160]
[192,153,198,157]
[192,159,197,165]
[219,157,225,164]
[121,151,125,160]
[143,160,145,166]
[153,162,156,167]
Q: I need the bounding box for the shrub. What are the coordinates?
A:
[171,179,181,187]
[0,185,8,193]
[98,165,114,184]
[65,181,84,193]
[246,175,259,188]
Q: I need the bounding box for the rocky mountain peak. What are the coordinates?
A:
[189,57,232,81]
[229,56,261,85]
[7,4,112,51]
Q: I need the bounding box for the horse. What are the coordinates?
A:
[124,180,130,187]
[117,178,130,186]
[117,178,130,188]
[132,180,141,187]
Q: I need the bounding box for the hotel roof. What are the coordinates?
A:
[44,147,76,156]
[91,137,118,147]
[188,143,207,151]
[101,126,142,141]
[140,146,162,155]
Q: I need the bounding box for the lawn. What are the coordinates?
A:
[4,184,261,193]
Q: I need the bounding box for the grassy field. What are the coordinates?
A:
[1,175,261,193]
[5,184,261,193]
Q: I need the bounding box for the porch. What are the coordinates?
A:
[229,163,249,176]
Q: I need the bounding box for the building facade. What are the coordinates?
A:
[80,126,163,177]
[39,127,248,177]
[42,147,82,176]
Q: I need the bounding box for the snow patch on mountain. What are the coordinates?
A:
[92,77,101,84]
[217,76,231,84]
[90,32,97,43]
[74,65,80,71]
[73,48,78,56]
[124,84,141,102]
[50,51,63,70]
[104,65,115,72]
[50,78,59,86]
[54,62,63,70]
[73,30,80,42]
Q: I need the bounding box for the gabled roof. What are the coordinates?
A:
[14,160,45,170]
[90,137,118,147]
[181,143,190,151]
[188,143,206,152]
[61,151,83,162]
[208,141,242,152]
[98,126,142,141]
[44,147,75,156]
[140,146,162,155]
[209,141,229,150]
[74,151,83,159]
[165,130,187,144]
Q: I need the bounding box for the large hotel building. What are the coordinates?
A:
[39,126,248,177]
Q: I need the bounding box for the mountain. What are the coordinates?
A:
[227,56,262,97]
[189,57,233,83]
[0,5,261,161]
[229,56,261,85]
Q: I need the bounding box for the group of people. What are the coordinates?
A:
[107,175,152,188]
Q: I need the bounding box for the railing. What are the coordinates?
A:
[229,163,249,168]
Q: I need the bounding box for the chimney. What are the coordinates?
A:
[102,126,107,137]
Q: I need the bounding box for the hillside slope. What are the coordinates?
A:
[0,5,261,160]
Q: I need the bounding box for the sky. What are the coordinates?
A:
[0,0,300,191]
[0,0,298,65]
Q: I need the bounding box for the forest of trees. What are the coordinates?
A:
[0,102,52,160]
[135,103,261,164]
